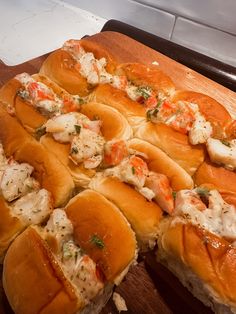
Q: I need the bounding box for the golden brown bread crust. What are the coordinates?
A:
[65,190,137,282]
[0,78,47,133]
[170,91,232,139]
[89,176,162,251]
[194,160,236,194]
[80,102,133,141]
[0,197,24,261]
[40,39,117,96]
[40,49,90,96]
[135,121,205,176]
[0,105,75,206]
[127,138,193,190]
[3,226,81,314]
[116,62,175,97]
[40,135,95,188]
[158,219,236,306]
[89,84,146,130]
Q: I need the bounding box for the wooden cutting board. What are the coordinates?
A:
[0,30,235,314]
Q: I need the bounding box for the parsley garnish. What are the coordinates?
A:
[90,235,105,249]
[74,124,81,134]
[137,86,152,99]
[35,126,46,139]
[195,188,210,198]
[221,140,231,147]
[71,147,78,154]
[172,191,177,199]
[131,166,136,174]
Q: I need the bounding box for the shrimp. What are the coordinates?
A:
[103,139,128,166]
[145,172,174,214]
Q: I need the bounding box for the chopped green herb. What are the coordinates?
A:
[90,235,104,249]
[131,166,136,174]
[74,124,81,134]
[221,140,231,147]
[71,147,78,154]
[172,191,177,199]
[35,126,46,139]
[152,108,159,117]
[156,99,163,107]
[195,187,210,198]
[137,86,152,99]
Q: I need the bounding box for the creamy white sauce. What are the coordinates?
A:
[12,189,52,225]
[45,113,85,143]
[104,156,147,190]
[1,163,39,202]
[174,189,236,240]
[70,128,105,166]
[207,138,236,170]
[189,112,212,145]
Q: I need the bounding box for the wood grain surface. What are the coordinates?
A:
[1,30,235,314]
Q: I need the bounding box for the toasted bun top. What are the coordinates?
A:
[127,138,193,190]
[0,106,74,206]
[159,218,236,305]
[65,189,137,282]
[0,78,21,108]
[116,63,175,97]
[89,175,162,251]
[90,84,146,121]
[40,49,90,96]
[0,196,24,259]
[80,102,133,141]
[135,121,205,176]
[3,226,81,314]
[194,160,236,194]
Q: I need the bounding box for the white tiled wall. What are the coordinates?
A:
[65,0,236,67]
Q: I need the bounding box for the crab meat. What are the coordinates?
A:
[70,128,105,166]
[1,163,39,202]
[12,189,53,225]
[207,138,236,171]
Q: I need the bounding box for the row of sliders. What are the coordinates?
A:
[0,35,235,313]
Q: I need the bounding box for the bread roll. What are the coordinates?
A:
[39,103,133,187]
[0,73,82,135]
[40,39,117,96]
[65,189,137,283]
[135,121,205,176]
[89,83,146,131]
[127,138,193,190]
[194,159,236,194]
[3,190,137,314]
[0,105,75,206]
[116,62,175,98]
[157,218,236,313]
[3,227,84,314]
[89,175,162,251]
[0,197,24,262]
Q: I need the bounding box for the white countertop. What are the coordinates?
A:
[0,0,106,66]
